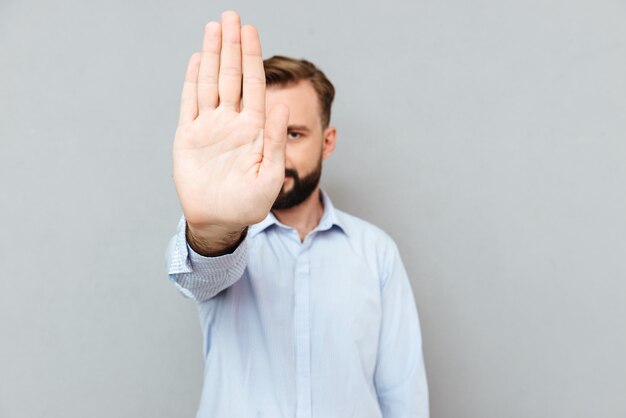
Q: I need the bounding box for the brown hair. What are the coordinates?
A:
[264,56,335,128]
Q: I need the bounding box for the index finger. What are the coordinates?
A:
[241,25,266,116]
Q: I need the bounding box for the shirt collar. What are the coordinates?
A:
[249,189,346,238]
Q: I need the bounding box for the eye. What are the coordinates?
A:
[287,131,302,140]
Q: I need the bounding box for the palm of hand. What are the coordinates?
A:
[173,12,289,230]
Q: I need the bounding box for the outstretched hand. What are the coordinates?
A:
[173,11,289,254]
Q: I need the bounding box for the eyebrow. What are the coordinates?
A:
[287,125,311,132]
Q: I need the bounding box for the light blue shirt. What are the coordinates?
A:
[166,191,429,418]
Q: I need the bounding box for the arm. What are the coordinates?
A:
[165,12,289,298]
[374,241,429,418]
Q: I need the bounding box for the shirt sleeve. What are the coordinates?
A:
[374,239,429,418]
[165,216,248,303]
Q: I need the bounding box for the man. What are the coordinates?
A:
[166,11,429,418]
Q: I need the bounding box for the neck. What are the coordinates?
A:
[272,188,324,242]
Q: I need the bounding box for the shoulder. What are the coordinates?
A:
[334,208,409,289]
[333,209,405,287]
[334,208,400,260]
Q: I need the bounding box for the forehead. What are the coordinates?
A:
[265,81,321,125]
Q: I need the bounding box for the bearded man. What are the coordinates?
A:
[165,11,429,418]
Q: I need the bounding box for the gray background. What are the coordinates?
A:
[1,0,624,417]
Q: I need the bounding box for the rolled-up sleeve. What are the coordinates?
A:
[165,216,248,302]
[374,240,429,418]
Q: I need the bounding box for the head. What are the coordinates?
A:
[263,56,337,210]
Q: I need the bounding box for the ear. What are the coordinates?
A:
[321,126,337,160]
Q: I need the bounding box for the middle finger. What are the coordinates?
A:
[218,11,243,110]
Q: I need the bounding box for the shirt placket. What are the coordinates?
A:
[294,248,311,418]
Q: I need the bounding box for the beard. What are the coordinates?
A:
[272,158,322,210]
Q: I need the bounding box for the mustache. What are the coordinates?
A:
[284,169,298,179]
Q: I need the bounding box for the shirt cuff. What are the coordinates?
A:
[165,216,249,301]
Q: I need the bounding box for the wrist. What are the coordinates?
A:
[186,222,248,257]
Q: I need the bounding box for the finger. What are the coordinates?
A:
[178,52,201,125]
[241,25,265,115]
[262,104,289,168]
[197,21,221,112]
[218,11,242,109]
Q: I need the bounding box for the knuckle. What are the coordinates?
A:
[197,75,218,85]
[244,75,265,86]
[219,66,242,77]
[239,111,263,125]
[180,97,195,105]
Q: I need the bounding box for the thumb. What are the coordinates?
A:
[262,104,289,168]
